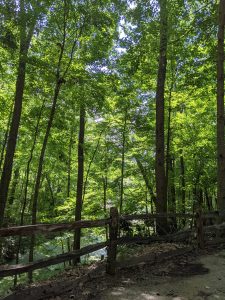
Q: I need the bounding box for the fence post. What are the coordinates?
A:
[106,207,119,275]
[196,207,204,249]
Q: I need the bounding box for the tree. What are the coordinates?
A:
[73,104,85,263]
[28,0,86,281]
[0,0,39,227]
[217,0,225,214]
[155,0,168,233]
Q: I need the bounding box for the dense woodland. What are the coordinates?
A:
[0,0,225,291]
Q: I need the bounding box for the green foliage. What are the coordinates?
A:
[0,0,221,292]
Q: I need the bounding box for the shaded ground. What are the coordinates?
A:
[93,247,225,300]
[47,244,225,300]
[3,243,225,300]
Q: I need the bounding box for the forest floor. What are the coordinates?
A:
[94,245,225,300]
[4,242,225,300]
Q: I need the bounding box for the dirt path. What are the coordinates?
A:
[3,245,225,300]
[96,249,225,300]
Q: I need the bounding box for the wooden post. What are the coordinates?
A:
[106,207,119,275]
[196,207,204,249]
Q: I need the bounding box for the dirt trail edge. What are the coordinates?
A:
[2,244,225,300]
[95,247,225,300]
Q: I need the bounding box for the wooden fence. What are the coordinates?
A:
[0,207,222,278]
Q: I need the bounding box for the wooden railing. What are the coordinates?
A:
[0,207,223,278]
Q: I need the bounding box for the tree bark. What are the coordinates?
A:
[103,135,109,240]
[14,101,44,286]
[28,0,85,277]
[67,127,75,198]
[135,157,157,207]
[73,105,85,263]
[205,188,213,212]
[0,103,13,172]
[8,167,20,206]
[180,152,186,226]
[0,6,36,226]
[28,82,62,282]
[155,0,168,234]
[83,130,103,202]
[217,0,225,214]
[165,84,173,200]
[167,156,176,231]
[119,110,127,214]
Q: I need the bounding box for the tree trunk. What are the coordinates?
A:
[205,188,213,212]
[180,152,186,220]
[167,156,176,232]
[103,135,109,240]
[14,102,44,286]
[0,103,13,172]
[8,167,20,206]
[0,10,36,226]
[165,84,176,231]
[67,127,74,198]
[165,83,172,200]
[73,105,85,263]
[217,0,225,214]
[155,0,168,234]
[28,82,62,282]
[103,175,108,239]
[46,175,55,210]
[120,110,127,214]
[135,157,157,206]
[83,130,103,202]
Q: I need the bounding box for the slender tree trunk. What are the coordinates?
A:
[119,110,127,214]
[103,175,108,240]
[205,188,213,211]
[155,0,168,234]
[83,130,103,202]
[27,0,80,273]
[0,11,36,226]
[46,175,55,209]
[135,157,157,206]
[180,152,186,226]
[67,127,74,198]
[28,82,62,282]
[8,167,20,206]
[14,101,44,286]
[165,85,176,230]
[217,0,225,214]
[0,104,13,172]
[73,105,85,263]
[103,135,109,240]
[165,84,172,199]
[66,128,74,267]
[167,156,176,231]
[27,2,70,276]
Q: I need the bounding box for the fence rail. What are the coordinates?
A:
[0,208,223,278]
[0,242,107,277]
[0,219,109,237]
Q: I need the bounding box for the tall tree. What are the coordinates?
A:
[0,0,37,226]
[28,0,84,281]
[119,108,127,214]
[217,0,225,214]
[73,104,85,262]
[155,0,168,233]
